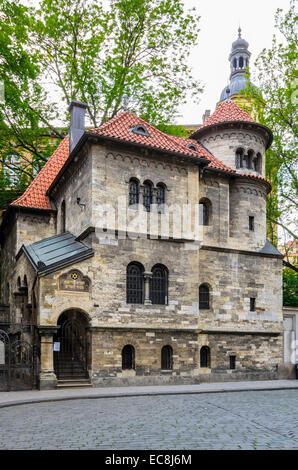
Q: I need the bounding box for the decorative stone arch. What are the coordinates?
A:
[53,308,91,380]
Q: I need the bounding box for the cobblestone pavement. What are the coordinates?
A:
[0,390,298,450]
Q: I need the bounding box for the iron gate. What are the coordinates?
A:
[0,328,40,391]
[54,319,88,379]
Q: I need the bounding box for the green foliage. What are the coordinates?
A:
[155,123,190,138]
[283,268,298,307]
[239,0,297,245]
[0,0,202,209]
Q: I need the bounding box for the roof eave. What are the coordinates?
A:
[190,120,273,150]
[46,132,211,196]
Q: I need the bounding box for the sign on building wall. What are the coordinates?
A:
[59,270,90,292]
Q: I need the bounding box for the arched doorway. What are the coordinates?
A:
[54,310,90,380]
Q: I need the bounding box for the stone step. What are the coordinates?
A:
[57,379,92,389]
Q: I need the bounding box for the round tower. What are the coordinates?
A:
[190,100,273,250]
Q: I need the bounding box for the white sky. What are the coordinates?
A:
[24,0,291,124]
[179,0,291,124]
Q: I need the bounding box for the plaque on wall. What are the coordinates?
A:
[59,270,90,292]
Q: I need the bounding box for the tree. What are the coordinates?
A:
[283,268,298,307]
[0,0,202,205]
[240,0,297,246]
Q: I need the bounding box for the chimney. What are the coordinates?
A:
[202,109,211,123]
[68,100,88,153]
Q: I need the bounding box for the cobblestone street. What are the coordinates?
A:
[0,390,298,450]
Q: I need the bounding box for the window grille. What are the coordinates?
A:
[161,345,173,370]
[150,265,168,305]
[230,355,236,370]
[143,181,153,212]
[129,179,139,206]
[126,263,144,304]
[199,284,210,309]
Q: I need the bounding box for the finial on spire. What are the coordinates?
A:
[238,26,242,38]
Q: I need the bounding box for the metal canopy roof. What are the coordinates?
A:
[22,231,94,274]
[259,240,283,257]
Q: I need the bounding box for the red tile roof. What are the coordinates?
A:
[11,137,70,210]
[90,111,213,160]
[199,100,255,130]
[10,110,268,211]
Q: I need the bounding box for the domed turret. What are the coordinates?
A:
[219,28,255,103]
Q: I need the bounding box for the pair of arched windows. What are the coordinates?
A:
[126,263,168,305]
[129,179,166,212]
[235,149,262,173]
[122,344,173,370]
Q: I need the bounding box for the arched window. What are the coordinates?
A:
[61,200,66,233]
[200,346,211,368]
[23,275,28,287]
[233,58,237,69]
[199,198,211,226]
[247,150,254,169]
[17,277,21,289]
[122,345,135,370]
[150,264,168,305]
[156,183,166,212]
[126,262,144,304]
[130,125,150,137]
[161,345,173,370]
[143,181,153,212]
[239,56,244,68]
[255,153,262,173]
[235,148,244,169]
[129,178,139,206]
[199,284,210,309]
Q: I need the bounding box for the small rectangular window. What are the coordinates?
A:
[249,216,254,231]
[230,355,236,370]
[250,297,256,311]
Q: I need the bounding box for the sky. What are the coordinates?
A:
[179,0,291,124]
[23,0,291,124]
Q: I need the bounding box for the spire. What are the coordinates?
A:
[219,28,252,102]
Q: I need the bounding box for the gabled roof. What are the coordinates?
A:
[11,137,70,210]
[10,112,228,211]
[9,108,271,212]
[21,231,94,274]
[89,111,214,160]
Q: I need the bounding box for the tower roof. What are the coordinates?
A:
[189,100,273,149]
[219,28,253,102]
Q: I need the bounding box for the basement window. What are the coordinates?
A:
[250,298,256,312]
[230,355,236,370]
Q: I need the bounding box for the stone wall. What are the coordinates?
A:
[198,127,267,178]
